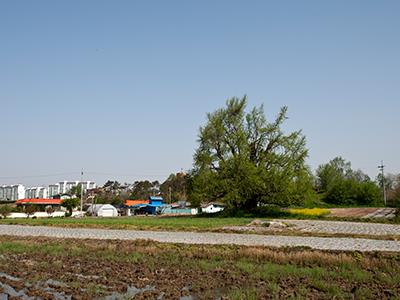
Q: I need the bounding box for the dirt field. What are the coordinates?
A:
[0,236,399,299]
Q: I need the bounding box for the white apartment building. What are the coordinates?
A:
[48,184,60,198]
[50,180,96,196]
[0,180,96,201]
[81,181,96,192]
[0,184,25,201]
[25,187,48,199]
[58,181,79,194]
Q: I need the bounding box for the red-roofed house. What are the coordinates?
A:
[16,198,62,206]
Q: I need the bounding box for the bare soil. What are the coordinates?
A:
[0,236,399,299]
[329,208,382,218]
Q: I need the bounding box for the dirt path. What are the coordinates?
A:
[1,224,400,252]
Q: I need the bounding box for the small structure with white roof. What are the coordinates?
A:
[87,204,118,217]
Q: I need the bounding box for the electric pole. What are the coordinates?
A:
[80,169,84,215]
[378,161,386,206]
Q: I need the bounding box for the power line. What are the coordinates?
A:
[0,171,174,180]
[84,171,171,177]
[0,172,78,179]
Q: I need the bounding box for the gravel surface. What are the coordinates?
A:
[1,224,400,252]
[275,219,400,236]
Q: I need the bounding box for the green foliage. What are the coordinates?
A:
[103,180,121,190]
[24,205,38,217]
[317,157,382,206]
[61,198,80,216]
[0,204,12,218]
[315,156,370,192]
[160,172,188,203]
[324,178,381,206]
[130,180,159,199]
[69,184,82,198]
[189,96,315,210]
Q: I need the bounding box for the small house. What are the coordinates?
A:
[124,199,149,216]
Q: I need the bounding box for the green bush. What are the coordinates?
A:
[324,179,382,206]
[0,205,12,218]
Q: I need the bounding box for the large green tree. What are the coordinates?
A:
[189,96,314,209]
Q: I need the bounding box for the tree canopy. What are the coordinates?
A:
[61,198,80,216]
[130,180,160,200]
[188,96,314,209]
[316,157,381,206]
[160,172,188,203]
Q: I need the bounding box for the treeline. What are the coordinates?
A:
[315,157,400,206]
[89,172,188,206]
[91,96,398,210]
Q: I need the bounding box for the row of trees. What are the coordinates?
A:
[88,175,188,206]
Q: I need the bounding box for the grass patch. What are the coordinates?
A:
[0,216,255,231]
[227,287,259,300]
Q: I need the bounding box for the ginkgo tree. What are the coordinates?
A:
[189,96,314,210]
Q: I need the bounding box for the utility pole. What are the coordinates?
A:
[378,161,386,206]
[169,186,172,203]
[80,169,84,214]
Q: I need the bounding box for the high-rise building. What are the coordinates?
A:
[0,184,25,201]
[48,184,60,198]
[54,180,96,195]
[25,187,48,199]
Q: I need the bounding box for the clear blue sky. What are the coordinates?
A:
[1,1,399,186]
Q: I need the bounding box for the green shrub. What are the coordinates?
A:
[0,204,12,218]
[324,179,382,206]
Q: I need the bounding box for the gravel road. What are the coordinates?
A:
[276,219,400,236]
[1,224,400,252]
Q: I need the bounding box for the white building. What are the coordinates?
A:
[48,184,60,197]
[0,184,26,201]
[51,180,96,196]
[58,181,78,194]
[81,181,96,192]
[0,180,96,201]
[25,187,48,199]
[87,204,118,217]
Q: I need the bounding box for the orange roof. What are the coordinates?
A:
[125,199,149,206]
[16,198,62,205]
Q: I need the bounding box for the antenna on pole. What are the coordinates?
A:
[378,161,386,206]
